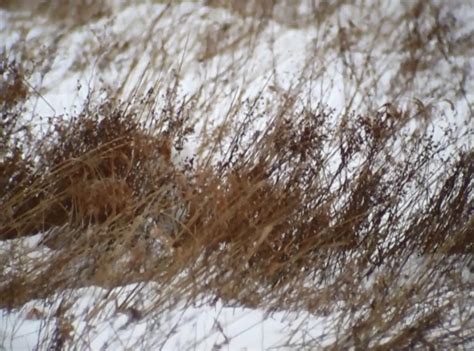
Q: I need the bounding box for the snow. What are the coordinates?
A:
[0,286,330,350]
[1,1,473,350]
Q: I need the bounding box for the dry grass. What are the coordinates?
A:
[1,0,473,349]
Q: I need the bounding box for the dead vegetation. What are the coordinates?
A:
[0,0,473,349]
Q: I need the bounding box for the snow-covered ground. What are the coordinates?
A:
[1,1,473,350]
[0,283,331,350]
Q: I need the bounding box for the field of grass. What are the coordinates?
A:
[1,1,473,349]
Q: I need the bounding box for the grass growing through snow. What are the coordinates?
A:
[1,0,473,349]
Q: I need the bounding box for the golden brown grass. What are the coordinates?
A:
[1,0,473,349]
